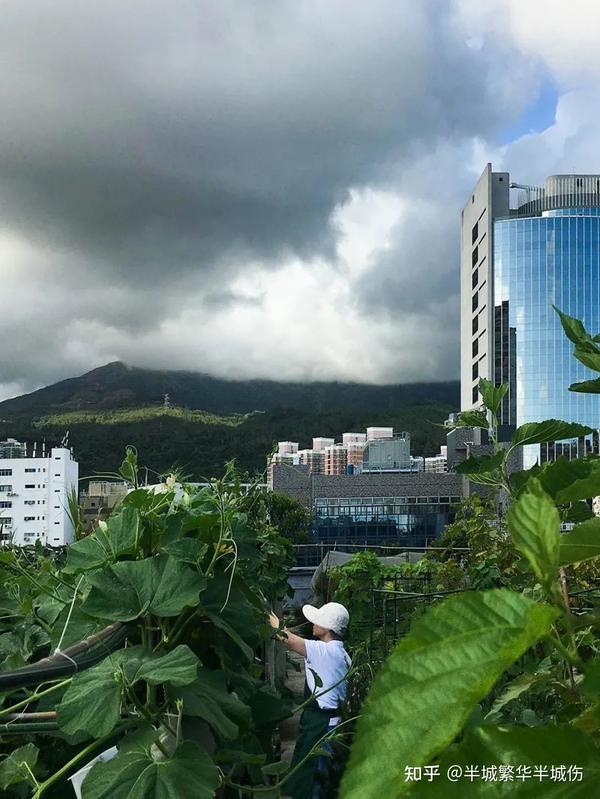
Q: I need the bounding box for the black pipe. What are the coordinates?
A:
[0,624,128,691]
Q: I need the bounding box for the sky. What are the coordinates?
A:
[1,0,599,400]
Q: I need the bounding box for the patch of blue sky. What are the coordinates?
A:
[498,75,558,144]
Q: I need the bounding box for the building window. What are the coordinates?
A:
[472,385,478,403]
[25,484,35,489]
[54,521,60,525]
[473,362,479,380]
[472,315,478,334]
[0,469,12,476]
[0,518,13,526]
[0,501,11,508]
[472,247,478,267]
[472,292,478,311]
[472,268,478,289]
[24,468,36,473]
[472,194,475,204]
[472,338,479,357]
[471,222,478,244]
[24,516,35,522]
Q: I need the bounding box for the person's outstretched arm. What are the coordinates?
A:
[269,612,307,657]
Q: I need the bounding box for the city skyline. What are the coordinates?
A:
[3,2,600,401]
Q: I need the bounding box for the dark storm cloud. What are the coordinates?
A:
[0,0,542,394]
[0,1,524,273]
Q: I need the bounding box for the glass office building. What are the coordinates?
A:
[494,208,600,429]
[462,170,600,466]
[314,493,461,547]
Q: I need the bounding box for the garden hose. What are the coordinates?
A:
[0,622,128,691]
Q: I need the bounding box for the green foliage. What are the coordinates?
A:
[478,378,509,415]
[0,455,295,798]
[511,419,594,448]
[405,725,600,797]
[454,450,505,485]
[559,517,600,565]
[340,590,558,799]
[507,478,560,592]
[0,402,453,486]
[82,732,220,799]
[0,743,39,791]
[267,492,312,543]
[339,309,600,798]
[81,555,206,621]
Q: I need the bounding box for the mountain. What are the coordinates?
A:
[0,361,459,415]
[0,363,459,481]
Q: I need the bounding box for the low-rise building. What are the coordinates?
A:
[362,433,412,472]
[80,480,129,529]
[0,439,79,547]
[272,463,467,547]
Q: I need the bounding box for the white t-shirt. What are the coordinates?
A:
[304,639,351,725]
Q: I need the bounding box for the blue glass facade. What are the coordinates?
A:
[313,494,460,547]
[494,208,600,460]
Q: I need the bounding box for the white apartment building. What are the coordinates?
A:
[0,439,79,547]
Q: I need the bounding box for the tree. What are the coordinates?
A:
[267,492,312,543]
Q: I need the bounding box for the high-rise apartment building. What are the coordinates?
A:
[342,432,366,469]
[298,449,325,474]
[0,439,79,546]
[324,444,348,475]
[461,166,600,464]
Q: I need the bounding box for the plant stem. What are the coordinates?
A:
[33,730,117,798]
[225,717,358,794]
[126,687,178,740]
[0,679,71,719]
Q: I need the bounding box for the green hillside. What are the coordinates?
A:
[0,403,453,482]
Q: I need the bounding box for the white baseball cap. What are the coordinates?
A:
[302,602,349,634]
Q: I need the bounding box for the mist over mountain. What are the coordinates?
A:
[0,362,459,480]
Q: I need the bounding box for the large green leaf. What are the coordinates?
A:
[507,478,560,587]
[124,645,199,688]
[570,378,600,393]
[537,457,600,504]
[50,604,106,651]
[200,576,261,661]
[404,724,600,798]
[58,653,125,737]
[0,743,38,790]
[82,735,220,799]
[454,450,505,486]
[64,507,141,573]
[573,341,600,372]
[478,379,509,415]
[511,420,593,448]
[174,667,251,739]
[82,555,205,621]
[554,305,593,346]
[455,410,490,430]
[339,589,558,799]
[559,517,600,566]
[59,646,199,737]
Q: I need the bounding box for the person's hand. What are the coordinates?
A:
[269,612,281,630]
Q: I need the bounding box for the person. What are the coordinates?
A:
[269,602,351,799]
